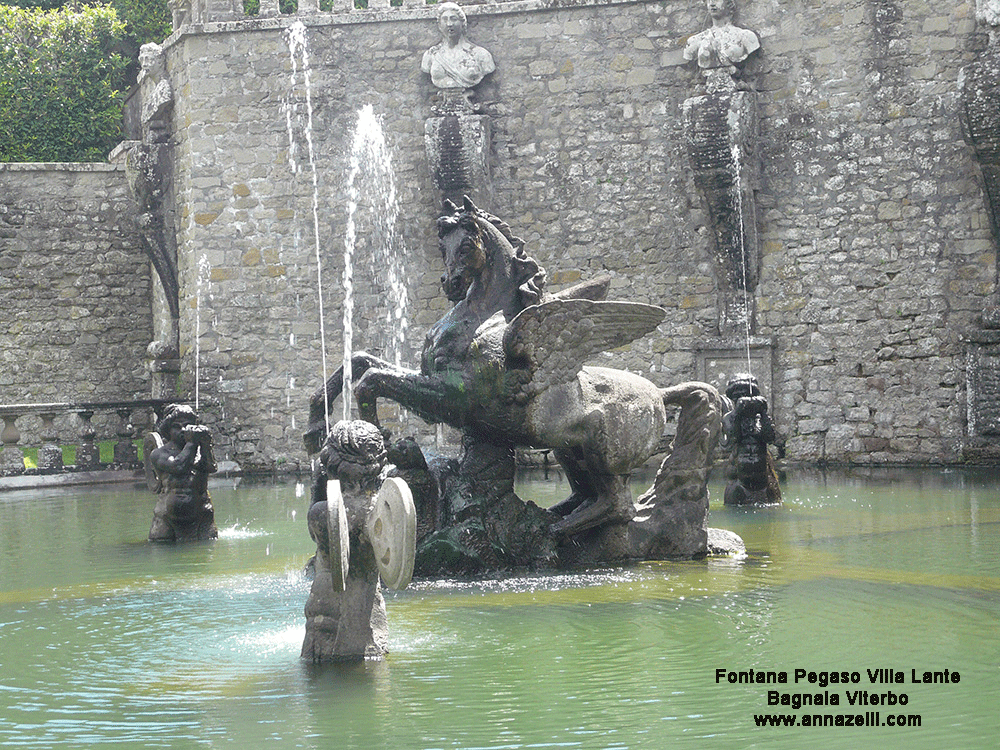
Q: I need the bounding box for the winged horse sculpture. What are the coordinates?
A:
[307,197,686,536]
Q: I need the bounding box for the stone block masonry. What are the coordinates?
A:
[0,164,153,443]
[165,0,997,467]
[3,0,999,468]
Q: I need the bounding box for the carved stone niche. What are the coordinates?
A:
[695,336,774,416]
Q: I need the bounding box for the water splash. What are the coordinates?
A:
[342,104,410,421]
[284,20,331,436]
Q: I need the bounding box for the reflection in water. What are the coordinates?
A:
[0,470,998,748]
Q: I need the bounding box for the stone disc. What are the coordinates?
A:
[326,479,350,592]
[365,477,416,590]
[142,432,164,492]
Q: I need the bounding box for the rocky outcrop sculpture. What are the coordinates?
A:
[720,374,782,506]
[302,420,416,663]
[145,404,218,542]
[307,198,743,572]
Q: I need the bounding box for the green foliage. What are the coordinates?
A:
[3,0,170,45]
[0,4,129,162]
[109,0,171,48]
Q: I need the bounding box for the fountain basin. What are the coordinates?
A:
[0,469,997,748]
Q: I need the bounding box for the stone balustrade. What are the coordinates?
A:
[0,400,178,476]
[173,0,455,27]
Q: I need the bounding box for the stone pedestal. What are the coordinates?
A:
[425,107,491,205]
[683,73,760,337]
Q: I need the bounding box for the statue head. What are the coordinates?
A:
[437,2,468,42]
[138,42,166,81]
[157,403,198,442]
[437,196,545,307]
[319,420,387,490]
[705,0,736,20]
[725,374,760,401]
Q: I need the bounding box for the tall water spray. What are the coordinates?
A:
[731,142,753,377]
[343,105,409,422]
[284,21,332,435]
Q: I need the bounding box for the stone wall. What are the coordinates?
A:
[0,164,154,439]
[4,0,998,468]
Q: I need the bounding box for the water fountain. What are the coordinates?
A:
[1,470,996,746]
[284,21,332,436]
[307,197,746,574]
[343,104,410,422]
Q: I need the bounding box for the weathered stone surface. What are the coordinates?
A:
[2,0,999,468]
[0,164,151,445]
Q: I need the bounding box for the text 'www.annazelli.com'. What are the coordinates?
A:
[753,712,921,728]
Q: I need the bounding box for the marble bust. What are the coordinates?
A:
[683,0,759,73]
[421,3,495,90]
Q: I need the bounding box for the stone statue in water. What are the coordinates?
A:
[720,375,782,506]
[421,3,495,91]
[307,198,744,571]
[145,404,218,542]
[302,420,415,662]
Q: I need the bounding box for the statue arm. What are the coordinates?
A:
[150,442,198,476]
[683,31,704,62]
[722,29,759,64]
[476,45,496,76]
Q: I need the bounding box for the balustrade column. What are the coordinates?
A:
[37,412,64,471]
[0,413,25,474]
[113,408,139,466]
[299,0,319,13]
[76,410,102,469]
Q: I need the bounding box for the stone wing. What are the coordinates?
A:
[503,298,666,399]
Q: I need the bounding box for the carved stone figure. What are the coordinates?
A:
[683,0,759,78]
[307,198,731,569]
[302,420,415,662]
[682,0,760,338]
[720,374,782,505]
[421,3,495,92]
[137,44,174,143]
[959,2,1000,452]
[562,381,731,565]
[146,404,218,542]
[126,42,180,348]
[977,0,1000,26]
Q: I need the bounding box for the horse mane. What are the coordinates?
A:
[438,198,547,309]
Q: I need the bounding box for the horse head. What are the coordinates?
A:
[437,197,489,302]
[436,196,546,316]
